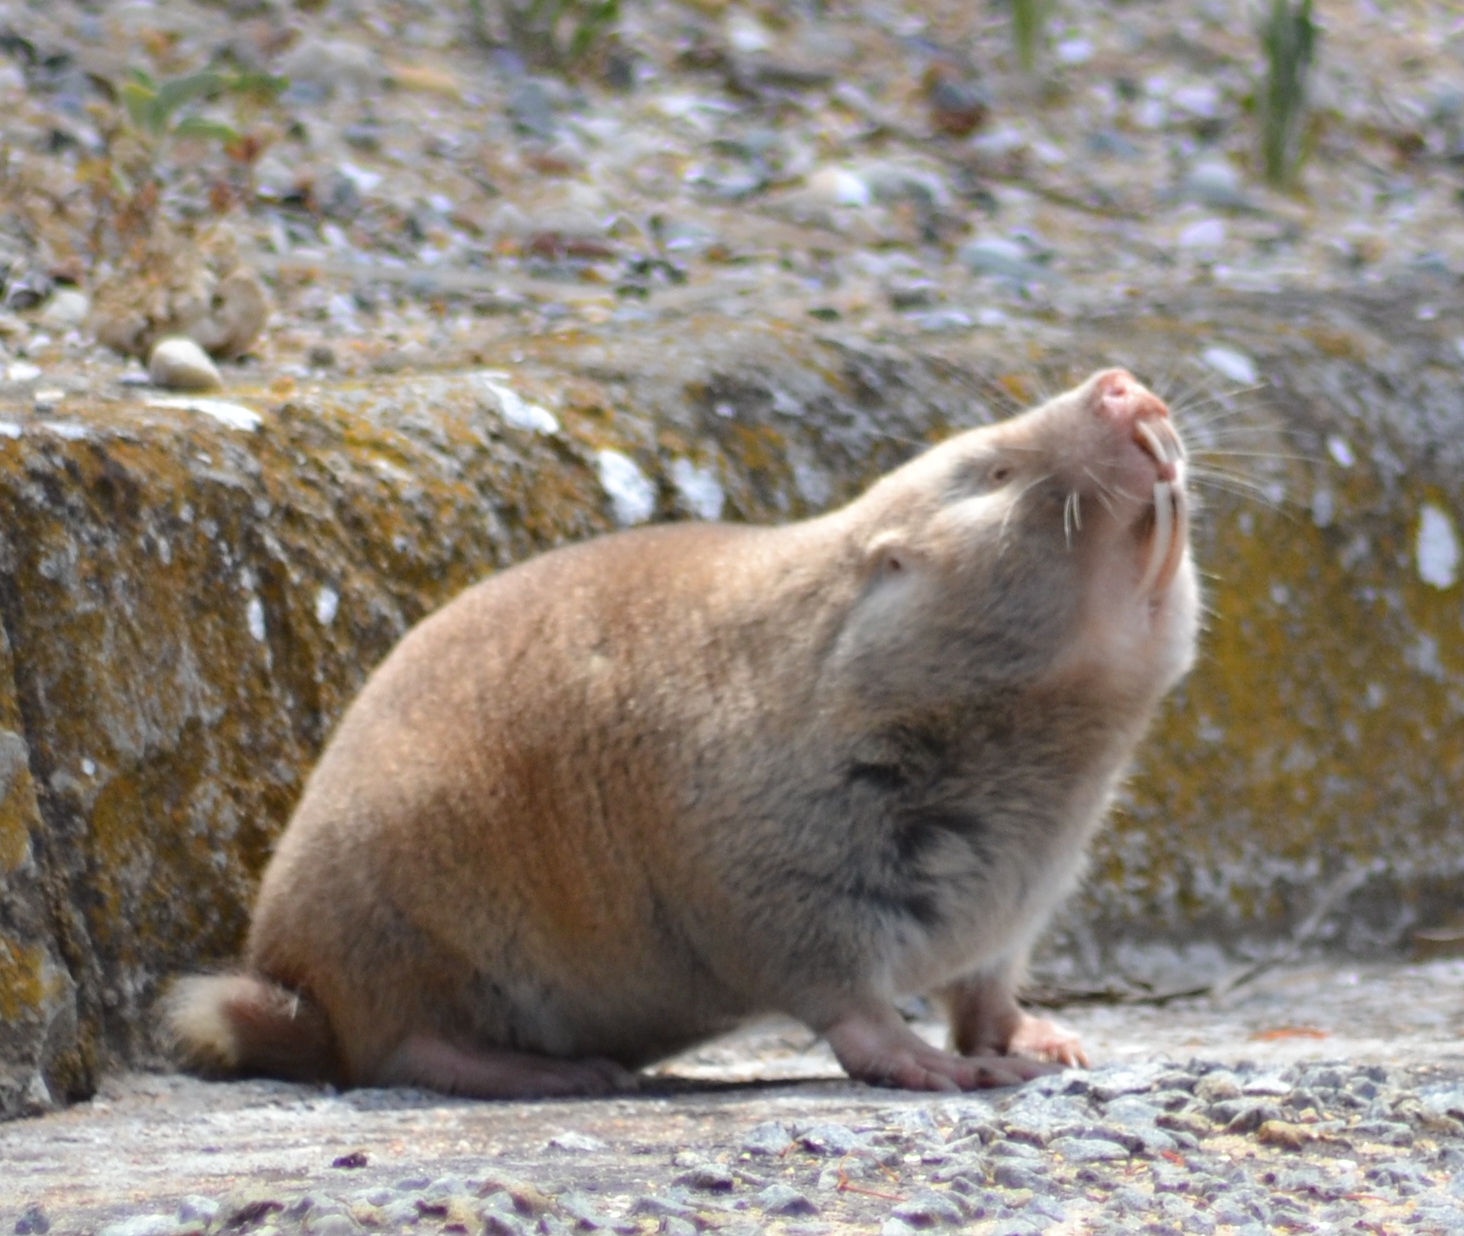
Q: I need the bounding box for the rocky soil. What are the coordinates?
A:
[7,960,1464,1236]
[0,0,1462,393]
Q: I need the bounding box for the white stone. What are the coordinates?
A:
[97,1214,178,1236]
[40,289,90,329]
[1056,37,1094,64]
[1326,435,1356,467]
[1201,345,1257,385]
[315,586,339,627]
[477,374,559,435]
[246,596,267,643]
[337,160,383,193]
[725,12,772,53]
[278,36,382,97]
[595,450,656,526]
[41,423,89,441]
[669,458,725,521]
[1178,218,1227,252]
[1183,160,1249,210]
[146,397,261,433]
[808,166,872,208]
[1311,488,1334,528]
[548,1130,606,1152]
[1171,82,1221,119]
[1417,504,1460,590]
[148,338,223,392]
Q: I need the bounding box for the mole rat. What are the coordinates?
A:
[165,368,1198,1096]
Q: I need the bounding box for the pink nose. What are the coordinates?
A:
[1090,369,1176,482]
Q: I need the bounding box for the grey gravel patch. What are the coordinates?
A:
[1047,1135,1131,1162]
[8,1048,1464,1235]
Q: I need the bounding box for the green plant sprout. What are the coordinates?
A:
[1258,0,1318,188]
[1011,0,1053,74]
[79,66,288,255]
[119,68,286,149]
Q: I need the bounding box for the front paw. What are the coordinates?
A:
[823,1005,1059,1092]
[858,1046,1058,1092]
[1007,1011,1088,1068]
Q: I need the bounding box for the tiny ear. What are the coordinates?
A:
[869,535,916,576]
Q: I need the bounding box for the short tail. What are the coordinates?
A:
[162,973,339,1083]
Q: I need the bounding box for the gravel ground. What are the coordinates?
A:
[1,0,1462,398]
[5,959,1464,1236]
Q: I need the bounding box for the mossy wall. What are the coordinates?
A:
[1,296,1459,1115]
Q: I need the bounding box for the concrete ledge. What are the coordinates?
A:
[2,295,1461,1115]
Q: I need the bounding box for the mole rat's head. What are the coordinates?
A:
[837,369,1199,708]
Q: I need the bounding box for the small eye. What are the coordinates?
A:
[989,464,1013,484]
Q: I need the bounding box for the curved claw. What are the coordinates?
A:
[1008,1012,1090,1069]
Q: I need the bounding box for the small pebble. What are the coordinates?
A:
[175,1198,218,1224]
[742,1121,793,1155]
[891,1189,966,1225]
[959,236,1052,285]
[630,1195,696,1221]
[756,1184,818,1215]
[673,1163,734,1190]
[39,288,89,330]
[1047,1135,1131,1163]
[304,1215,357,1236]
[548,1130,606,1153]
[1256,1119,1314,1150]
[14,1205,50,1236]
[148,338,223,392]
[991,1161,1047,1190]
[796,1122,861,1155]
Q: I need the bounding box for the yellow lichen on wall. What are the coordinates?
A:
[0,750,32,875]
[0,938,56,1023]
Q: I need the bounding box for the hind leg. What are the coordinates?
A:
[375,1034,638,1098]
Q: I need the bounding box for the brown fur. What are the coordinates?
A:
[165,369,1199,1096]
